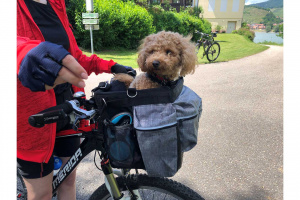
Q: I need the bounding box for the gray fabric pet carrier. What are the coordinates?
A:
[93,78,202,177]
[133,86,202,177]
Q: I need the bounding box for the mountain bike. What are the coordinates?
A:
[195,31,220,62]
[17,90,205,200]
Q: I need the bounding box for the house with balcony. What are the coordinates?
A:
[197,0,246,33]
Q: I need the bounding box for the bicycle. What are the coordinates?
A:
[195,31,220,62]
[17,90,205,200]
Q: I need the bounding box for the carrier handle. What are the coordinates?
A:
[127,88,137,98]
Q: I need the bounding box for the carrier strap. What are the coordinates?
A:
[94,77,184,108]
[145,73,179,87]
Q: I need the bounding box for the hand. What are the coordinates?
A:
[18,41,88,91]
[45,55,88,90]
[111,64,136,77]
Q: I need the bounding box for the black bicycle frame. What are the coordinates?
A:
[51,129,110,195]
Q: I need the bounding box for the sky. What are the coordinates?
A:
[245,0,269,5]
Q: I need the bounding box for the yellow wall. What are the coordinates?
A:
[198,0,245,33]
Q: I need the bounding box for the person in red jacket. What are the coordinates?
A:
[17,0,135,199]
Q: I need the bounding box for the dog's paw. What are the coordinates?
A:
[112,74,134,88]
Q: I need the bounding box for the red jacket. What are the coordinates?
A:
[17,0,116,163]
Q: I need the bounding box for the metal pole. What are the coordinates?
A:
[86,0,94,54]
[90,25,94,54]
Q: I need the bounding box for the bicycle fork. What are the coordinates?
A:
[101,158,142,200]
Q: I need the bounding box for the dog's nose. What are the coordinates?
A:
[152,61,160,69]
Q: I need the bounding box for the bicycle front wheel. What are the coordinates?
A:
[89,174,204,200]
[206,42,220,62]
[195,44,201,54]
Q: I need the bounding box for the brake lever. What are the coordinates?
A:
[68,100,97,130]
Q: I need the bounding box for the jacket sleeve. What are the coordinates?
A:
[67,25,117,76]
[17,36,41,74]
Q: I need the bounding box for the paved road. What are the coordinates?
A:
[75,45,283,199]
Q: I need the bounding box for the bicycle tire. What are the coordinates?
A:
[17,169,27,200]
[89,174,204,200]
[195,44,201,54]
[206,42,220,62]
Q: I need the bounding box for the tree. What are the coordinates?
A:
[262,11,282,25]
[278,24,283,38]
[266,24,272,32]
[273,25,280,32]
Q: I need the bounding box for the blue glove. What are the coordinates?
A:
[111,64,136,77]
[18,41,70,92]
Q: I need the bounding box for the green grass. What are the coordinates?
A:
[82,33,269,68]
[83,49,139,68]
[197,33,269,64]
[257,41,283,46]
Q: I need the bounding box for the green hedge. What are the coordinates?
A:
[66,0,211,49]
[68,0,154,50]
[148,5,211,41]
[232,28,255,41]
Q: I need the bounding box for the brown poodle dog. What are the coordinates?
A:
[114,31,198,90]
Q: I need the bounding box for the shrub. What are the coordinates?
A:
[66,0,211,49]
[216,25,222,32]
[68,0,155,50]
[148,5,211,42]
[278,23,283,38]
[232,28,255,41]
[182,6,203,18]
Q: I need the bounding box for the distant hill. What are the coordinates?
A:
[243,6,269,24]
[250,0,283,9]
[243,0,283,24]
[270,7,283,18]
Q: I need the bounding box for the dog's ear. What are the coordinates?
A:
[137,43,147,72]
[180,36,198,77]
[137,35,154,72]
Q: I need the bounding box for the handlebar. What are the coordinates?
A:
[28,102,73,128]
[195,31,217,38]
[28,97,97,130]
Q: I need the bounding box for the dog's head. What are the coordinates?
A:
[137,31,198,80]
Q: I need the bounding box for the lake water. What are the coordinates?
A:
[253,32,283,44]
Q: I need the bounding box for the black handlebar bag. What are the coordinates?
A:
[93,77,202,177]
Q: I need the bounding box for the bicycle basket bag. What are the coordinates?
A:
[93,80,145,169]
[104,112,145,169]
[133,86,202,177]
[93,77,202,177]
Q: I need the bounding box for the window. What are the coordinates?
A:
[208,0,215,11]
[172,0,180,3]
[186,0,193,6]
[220,0,227,12]
[152,0,161,3]
[232,0,239,12]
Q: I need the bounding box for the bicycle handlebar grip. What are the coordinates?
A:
[28,102,73,128]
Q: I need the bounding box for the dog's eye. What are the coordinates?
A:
[166,50,172,55]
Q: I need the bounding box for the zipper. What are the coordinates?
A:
[40,163,44,178]
[177,113,198,122]
[135,114,199,131]
[43,91,57,163]
[135,122,178,131]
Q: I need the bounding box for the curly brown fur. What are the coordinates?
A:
[131,31,198,90]
[112,74,134,88]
